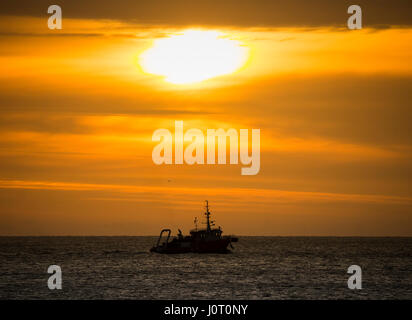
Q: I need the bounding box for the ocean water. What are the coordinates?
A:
[0,236,411,299]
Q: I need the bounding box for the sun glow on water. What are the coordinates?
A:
[139,30,249,84]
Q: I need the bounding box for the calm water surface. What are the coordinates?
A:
[0,237,411,299]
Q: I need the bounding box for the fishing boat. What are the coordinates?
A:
[150,201,238,254]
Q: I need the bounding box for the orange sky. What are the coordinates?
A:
[0,3,411,235]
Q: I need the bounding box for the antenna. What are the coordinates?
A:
[205,200,211,232]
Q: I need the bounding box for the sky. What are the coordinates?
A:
[0,1,411,235]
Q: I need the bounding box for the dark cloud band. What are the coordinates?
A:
[1,0,411,28]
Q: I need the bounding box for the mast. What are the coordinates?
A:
[205,200,211,232]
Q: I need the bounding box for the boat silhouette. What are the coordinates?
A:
[150,201,238,254]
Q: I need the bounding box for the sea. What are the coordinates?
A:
[0,237,411,299]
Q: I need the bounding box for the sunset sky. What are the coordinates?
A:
[0,1,411,235]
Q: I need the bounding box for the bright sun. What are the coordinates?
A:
[139,30,249,84]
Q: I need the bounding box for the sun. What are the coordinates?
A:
[139,30,249,84]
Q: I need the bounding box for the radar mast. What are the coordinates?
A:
[205,200,211,232]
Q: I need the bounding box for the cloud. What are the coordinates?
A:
[0,17,411,235]
[1,179,410,205]
[0,0,411,28]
